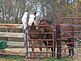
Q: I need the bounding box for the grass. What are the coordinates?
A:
[44,58,73,61]
[0,55,73,61]
[0,55,42,61]
[0,55,26,61]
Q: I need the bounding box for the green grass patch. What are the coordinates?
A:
[0,55,26,61]
[0,55,73,61]
[44,58,73,61]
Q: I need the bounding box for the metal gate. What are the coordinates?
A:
[25,24,56,58]
[60,17,81,57]
[24,17,81,58]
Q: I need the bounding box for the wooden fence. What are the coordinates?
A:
[0,24,25,56]
[0,24,23,38]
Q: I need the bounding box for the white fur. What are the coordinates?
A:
[28,13,35,26]
[21,12,28,29]
[22,12,36,28]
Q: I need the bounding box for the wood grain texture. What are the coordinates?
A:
[0,32,24,38]
[0,24,23,28]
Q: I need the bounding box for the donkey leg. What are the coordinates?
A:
[31,41,35,58]
[71,47,74,56]
[39,41,42,52]
[68,48,71,56]
[51,47,53,57]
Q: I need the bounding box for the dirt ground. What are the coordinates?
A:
[0,47,81,61]
[72,56,81,61]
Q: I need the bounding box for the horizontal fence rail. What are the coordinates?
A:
[0,24,24,38]
[26,24,55,59]
[0,32,24,38]
[0,24,25,56]
[0,23,56,58]
[60,17,81,57]
[0,24,23,28]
